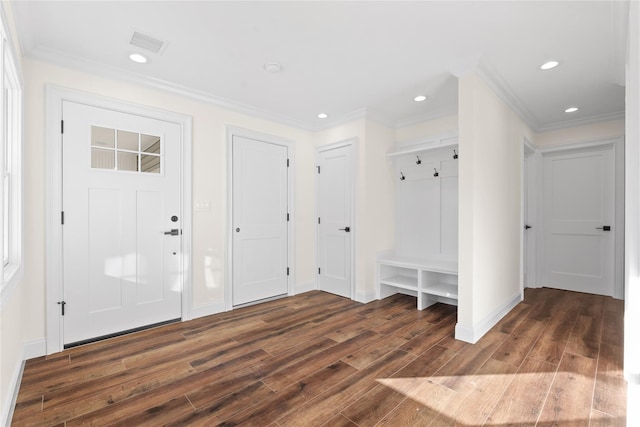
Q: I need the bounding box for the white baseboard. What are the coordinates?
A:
[2,358,24,427]
[455,291,522,344]
[23,338,47,360]
[191,301,226,319]
[294,281,316,294]
[355,289,377,304]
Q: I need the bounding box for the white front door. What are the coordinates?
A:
[542,146,615,296]
[317,144,352,298]
[232,136,289,306]
[62,101,182,345]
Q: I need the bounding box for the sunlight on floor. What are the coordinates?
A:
[377,371,619,425]
[629,382,639,427]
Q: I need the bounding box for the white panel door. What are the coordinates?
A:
[542,146,615,296]
[62,101,182,345]
[317,145,352,298]
[232,136,288,306]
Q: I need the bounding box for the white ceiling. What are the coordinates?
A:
[11,1,628,132]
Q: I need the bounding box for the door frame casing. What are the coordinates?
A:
[538,137,624,299]
[315,139,357,300]
[522,137,540,290]
[45,85,193,355]
[226,126,295,311]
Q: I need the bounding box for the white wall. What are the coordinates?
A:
[625,1,640,424]
[361,120,395,300]
[313,118,395,302]
[456,72,534,343]
[535,119,624,147]
[21,58,316,347]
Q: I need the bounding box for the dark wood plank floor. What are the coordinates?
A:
[12,288,626,426]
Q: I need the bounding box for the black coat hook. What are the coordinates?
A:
[433,168,439,177]
[453,149,458,159]
[400,172,406,181]
[416,155,422,165]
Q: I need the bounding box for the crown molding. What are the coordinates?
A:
[26,46,316,132]
[536,110,625,133]
[476,60,541,131]
[393,105,458,129]
[312,107,369,132]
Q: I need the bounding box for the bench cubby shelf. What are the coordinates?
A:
[377,256,458,310]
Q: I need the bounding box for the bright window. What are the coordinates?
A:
[90,126,162,174]
[1,18,23,296]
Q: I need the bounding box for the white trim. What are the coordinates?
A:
[476,60,539,131]
[295,280,316,295]
[393,105,459,130]
[312,108,369,132]
[538,136,624,154]
[2,358,24,427]
[23,338,47,360]
[226,126,296,311]
[28,46,313,132]
[455,291,522,344]
[354,289,377,304]
[613,138,625,300]
[0,9,24,311]
[191,301,226,319]
[315,139,357,301]
[523,139,541,289]
[45,85,193,354]
[536,111,626,133]
[475,60,626,134]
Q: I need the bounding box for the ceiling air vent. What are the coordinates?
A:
[130,31,167,54]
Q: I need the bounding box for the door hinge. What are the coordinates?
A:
[287,158,290,167]
[61,120,64,134]
[287,267,290,276]
[61,211,64,225]
[318,267,321,275]
[57,301,66,316]
[317,166,320,174]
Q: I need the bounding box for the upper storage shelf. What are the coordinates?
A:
[387,135,458,158]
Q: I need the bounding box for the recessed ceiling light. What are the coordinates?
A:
[414,95,428,102]
[129,53,148,64]
[565,106,579,113]
[264,62,282,73]
[540,60,559,70]
[317,113,328,119]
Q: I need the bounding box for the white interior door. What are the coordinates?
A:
[542,146,615,296]
[317,144,352,298]
[62,101,182,345]
[232,136,288,306]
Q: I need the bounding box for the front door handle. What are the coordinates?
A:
[339,227,351,232]
[595,226,611,231]
[524,225,532,230]
[164,229,180,236]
